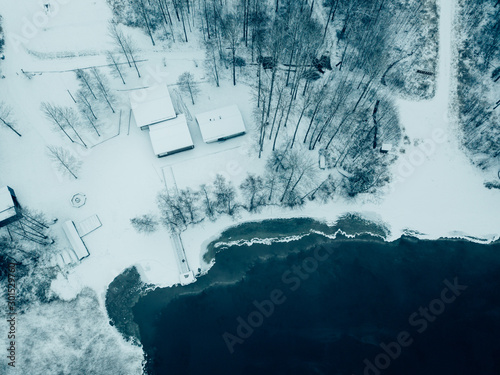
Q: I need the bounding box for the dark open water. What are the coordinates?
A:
[129,219,500,375]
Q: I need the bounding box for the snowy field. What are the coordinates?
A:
[0,0,499,372]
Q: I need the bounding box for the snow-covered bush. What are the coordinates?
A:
[130,214,158,234]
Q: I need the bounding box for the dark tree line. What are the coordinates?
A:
[107,0,193,43]
[456,0,500,170]
[152,152,336,232]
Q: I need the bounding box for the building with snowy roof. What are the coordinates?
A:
[129,86,177,130]
[148,114,194,157]
[0,186,22,228]
[195,105,246,143]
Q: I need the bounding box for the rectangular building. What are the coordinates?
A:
[149,114,194,157]
[129,86,177,130]
[195,105,246,143]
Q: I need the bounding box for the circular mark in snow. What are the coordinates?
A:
[71,193,87,208]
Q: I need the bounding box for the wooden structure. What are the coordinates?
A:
[0,186,22,228]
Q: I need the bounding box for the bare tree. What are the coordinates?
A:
[155,0,175,42]
[0,102,21,137]
[59,107,87,148]
[265,149,317,207]
[212,174,238,215]
[204,39,220,87]
[240,174,266,212]
[137,0,156,46]
[123,34,142,78]
[177,72,199,104]
[77,88,98,120]
[82,112,101,137]
[158,190,187,231]
[199,183,216,221]
[109,23,132,68]
[47,146,81,179]
[221,12,240,86]
[91,68,115,113]
[41,102,75,143]
[75,69,97,100]
[106,51,126,84]
[174,0,189,42]
[157,187,203,232]
[178,188,202,223]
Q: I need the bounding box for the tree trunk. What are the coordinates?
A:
[232,46,236,85]
[290,106,307,148]
[139,0,156,45]
[0,118,22,137]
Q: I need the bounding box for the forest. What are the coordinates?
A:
[455,0,500,174]
[119,0,438,232]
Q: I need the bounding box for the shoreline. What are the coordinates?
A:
[195,212,499,271]
[123,217,500,374]
[106,214,500,346]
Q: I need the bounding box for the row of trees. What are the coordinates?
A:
[0,14,4,53]
[40,67,117,147]
[132,149,340,234]
[456,0,500,170]
[106,0,194,43]
[108,23,143,79]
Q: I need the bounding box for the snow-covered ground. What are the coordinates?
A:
[0,0,499,370]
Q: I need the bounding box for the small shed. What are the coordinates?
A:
[129,86,177,130]
[149,114,194,157]
[62,220,89,261]
[319,154,326,170]
[380,143,393,153]
[0,186,22,228]
[195,105,246,143]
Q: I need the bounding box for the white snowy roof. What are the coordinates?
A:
[195,105,246,143]
[381,143,393,152]
[148,114,193,156]
[62,220,89,261]
[129,86,177,128]
[0,186,16,223]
